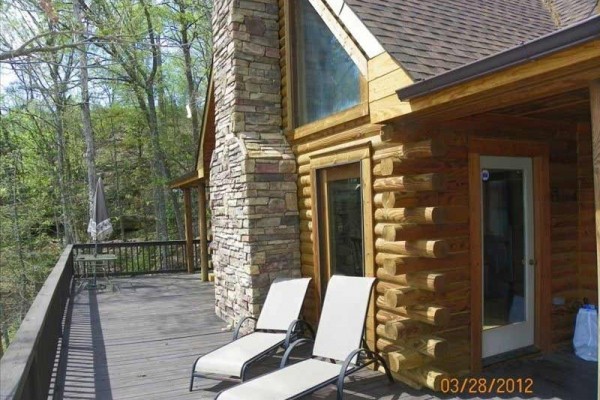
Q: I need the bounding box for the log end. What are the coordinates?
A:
[381,224,397,241]
[381,191,396,208]
[429,273,447,293]
[430,240,450,258]
[432,306,451,326]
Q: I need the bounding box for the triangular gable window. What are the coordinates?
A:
[293,0,362,126]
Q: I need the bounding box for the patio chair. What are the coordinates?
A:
[215,276,394,400]
[189,277,313,391]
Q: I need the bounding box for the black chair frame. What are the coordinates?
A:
[275,337,393,400]
[189,317,314,391]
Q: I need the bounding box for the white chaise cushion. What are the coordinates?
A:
[312,276,375,362]
[217,359,342,400]
[255,277,311,331]
[194,332,286,378]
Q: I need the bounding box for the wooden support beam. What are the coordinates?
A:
[375,207,446,224]
[373,173,445,192]
[183,188,194,274]
[197,182,209,281]
[375,238,449,258]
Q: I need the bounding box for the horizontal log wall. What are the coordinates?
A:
[374,115,594,383]
[446,115,589,347]
[371,128,468,389]
[549,132,581,344]
[278,0,595,387]
[293,123,383,325]
[288,113,594,392]
[547,125,585,345]
[577,124,598,307]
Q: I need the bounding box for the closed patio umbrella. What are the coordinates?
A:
[87,176,113,254]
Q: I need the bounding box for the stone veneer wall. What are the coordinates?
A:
[209,0,301,325]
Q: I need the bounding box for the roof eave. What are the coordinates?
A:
[396,15,600,101]
[169,170,203,189]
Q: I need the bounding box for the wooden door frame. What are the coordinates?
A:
[309,143,375,348]
[468,137,551,373]
[316,163,362,294]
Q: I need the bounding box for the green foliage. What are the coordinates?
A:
[0,0,212,350]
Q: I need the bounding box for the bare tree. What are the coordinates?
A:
[11,37,79,243]
[0,0,79,61]
[73,0,97,219]
[90,0,183,240]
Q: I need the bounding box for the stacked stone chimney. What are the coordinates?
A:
[209,0,301,325]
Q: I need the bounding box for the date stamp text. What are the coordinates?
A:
[440,377,534,394]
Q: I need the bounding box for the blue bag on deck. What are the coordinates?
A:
[573,304,598,362]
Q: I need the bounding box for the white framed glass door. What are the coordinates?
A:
[481,156,535,358]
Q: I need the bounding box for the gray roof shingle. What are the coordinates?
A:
[554,0,598,26]
[344,0,598,80]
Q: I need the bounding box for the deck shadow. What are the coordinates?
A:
[58,286,112,399]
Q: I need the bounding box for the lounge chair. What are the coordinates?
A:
[215,276,393,400]
[190,277,313,391]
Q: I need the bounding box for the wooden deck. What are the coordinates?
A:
[54,274,597,400]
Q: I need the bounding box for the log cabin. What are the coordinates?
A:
[171,0,600,391]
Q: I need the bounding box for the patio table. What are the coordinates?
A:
[76,254,117,290]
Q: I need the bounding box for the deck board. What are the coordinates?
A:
[55,274,596,400]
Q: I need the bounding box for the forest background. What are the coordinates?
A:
[0,0,213,353]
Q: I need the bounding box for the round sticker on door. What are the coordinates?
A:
[481,169,490,181]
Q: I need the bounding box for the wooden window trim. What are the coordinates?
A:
[288,102,370,142]
[309,142,376,349]
[284,0,369,140]
[468,137,551,373]
[305,0,368,76]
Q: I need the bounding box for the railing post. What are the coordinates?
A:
[198,182,209,282]
[183,188,195,274]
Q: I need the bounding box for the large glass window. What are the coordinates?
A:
[293,0,362,126]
